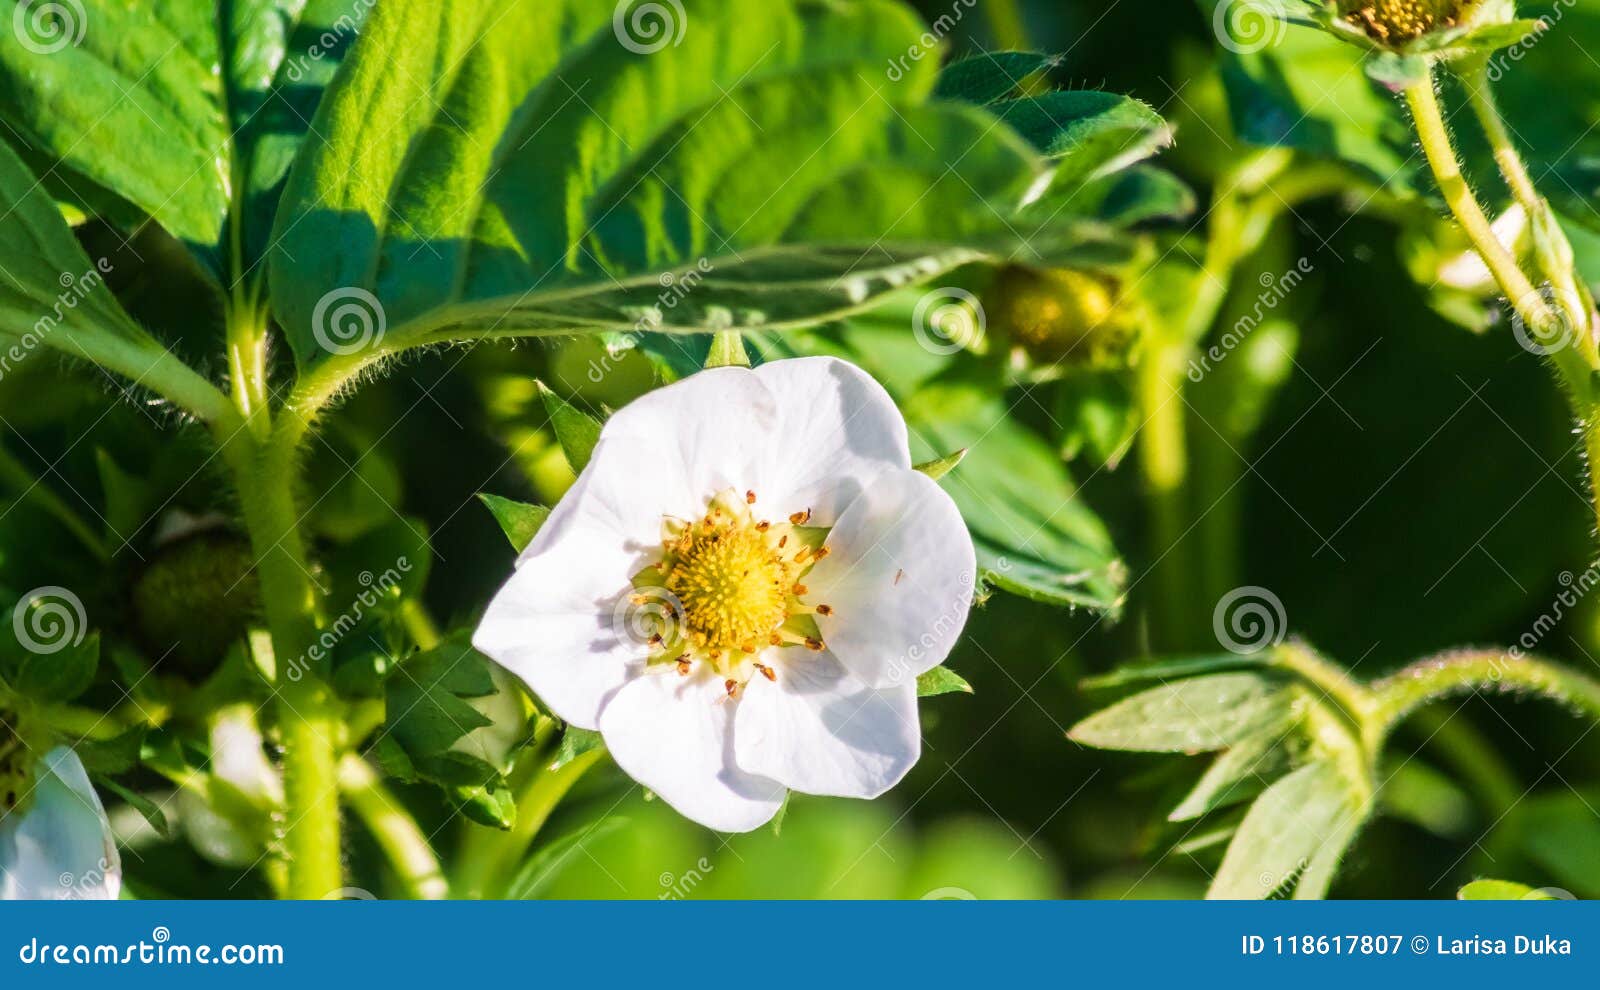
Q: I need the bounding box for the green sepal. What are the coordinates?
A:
[912,449,967,481]
[478,493,550,554]
[550,726,605,772]
[95,775,172,838]
[916,666,974,697]
[538,381,603,473]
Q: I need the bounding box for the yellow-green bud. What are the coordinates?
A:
[984,266,1139,369]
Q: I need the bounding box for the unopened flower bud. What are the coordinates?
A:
[984,265,1139,369]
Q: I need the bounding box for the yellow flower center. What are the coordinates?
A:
[629,489,833,693]
[1342,0,1461,43]
[667,519,794,649]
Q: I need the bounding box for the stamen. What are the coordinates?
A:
[676,657,692,675]
[804,637,824,652]
[811,546,831,562]
[745,490,757,504]
[816,604,833,616]
[756,664,776,681]
[789,509,811,525]
[724,679,740,698]
[793,583,807,596]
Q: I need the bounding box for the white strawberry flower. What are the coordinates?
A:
[0,746,121,899]
[474,357,976,832]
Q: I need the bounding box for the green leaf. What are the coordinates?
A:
[478,494,550,554]
[1208,761,1365,899]
[1458,879,1558,900]
[903,382,1125,613]
[1055,370,1138,469]
[0,0,370,276]
[0,140,154,352]
[95,776,172,838]
[1068,672,1296,753]
[383,632,527,817]
[538,382,603,474]
[1169,728,1299,822]
[550,726,605,772]
[72,725,147,776]
[506,817,630,899]
[269,0,1128,368]
[990,91,1171,181]
[916,666,974,697]
[1081,653,1273,690]
[934,51,1059,104]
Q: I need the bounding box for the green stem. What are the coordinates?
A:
[1461,65,1541,217]
[1368,649,1600,746]
[1136,339,1194,648]
[225,301,274,442]
[454,745,605,898]
[217,425,342,900]
[1404,79,1554,335]
[1406,72,1600,533]
[53,333,237,427]
[338,754,447,899]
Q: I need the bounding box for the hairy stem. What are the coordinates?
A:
[338,754,447,899]
[1404,80,1551,329]
[217,425,342,899]
[1461,65,1541,217]
[1368,649,1600,745]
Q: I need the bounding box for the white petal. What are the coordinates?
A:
[752,356,911,525]
[734,650,920,798]
[475,508,646,730]
[0,747,120,900]
[588,366,779,513]
[514,435,689,568]
[599,670,785,832]
[806,469,976,688]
